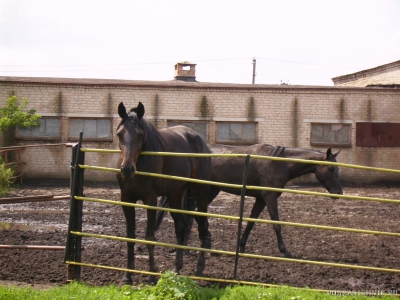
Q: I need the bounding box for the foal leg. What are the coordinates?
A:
[145,195,159,284]
[265,193,292,257]
[122,205,136,284]
[239,197,266,253]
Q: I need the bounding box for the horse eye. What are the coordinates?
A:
[328,166,334,171]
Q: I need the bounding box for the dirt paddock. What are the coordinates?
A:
[0,179,399,292]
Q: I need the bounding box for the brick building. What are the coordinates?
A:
[1,61,400,184]
[332,60,400,87]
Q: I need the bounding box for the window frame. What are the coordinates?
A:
[16,117,61,141]
[167,120,208,142]
[68,118,113,142]
[216,121,258,145]
[310,123,352,147]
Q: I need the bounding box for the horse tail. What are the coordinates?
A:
[155,196,169,231]
[154,190,197,237]
[183,191,196,244]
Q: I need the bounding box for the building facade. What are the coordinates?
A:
[1,61,400,185]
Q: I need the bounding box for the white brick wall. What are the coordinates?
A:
[1,79,400,184]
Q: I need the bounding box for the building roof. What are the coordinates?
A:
[331,60,400,85]
[1,75,399,92]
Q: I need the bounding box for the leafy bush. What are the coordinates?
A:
[143,271,205,300]
[0,159,14,195]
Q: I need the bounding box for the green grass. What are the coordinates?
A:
[0,272,398,300]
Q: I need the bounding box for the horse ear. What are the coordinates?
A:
[333,149,341,158]
[136,102,145,119]
[327,148,332,156]
[118,102,128,119]
[323,148,332,160]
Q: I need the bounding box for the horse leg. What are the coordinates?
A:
[239,197,266,253]
[265,193,292,257]
[191,188,211,277]
[145,195,158,284]
[168,191,188,274]
[184,185,218,239]
[182,189,196,254]
[122,204,136,284]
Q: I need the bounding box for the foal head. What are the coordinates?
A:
[117,102,145,179]
[315,148,343,198]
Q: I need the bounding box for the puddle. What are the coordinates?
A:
[0,222,59,231]
[1,209,110,215]
[1,209,67,214]
[209,205,225,209]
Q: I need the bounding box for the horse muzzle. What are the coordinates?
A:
[330,189,343,200]
[120,165,136,179]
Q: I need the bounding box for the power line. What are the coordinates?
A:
[256,57,361,70]
[0,56,363,74]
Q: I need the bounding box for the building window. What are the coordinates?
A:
[69,118,112,140]
[167,121,207,141]
[310,123,351,146]
[216,122,257,144]
[356,122,400,147]
[17,118,61,140]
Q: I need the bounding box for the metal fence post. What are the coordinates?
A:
[64,132,84,282]
[233,154,250,279]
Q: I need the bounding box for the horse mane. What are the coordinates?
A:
[282,147,325,160]
[258,143,324,158]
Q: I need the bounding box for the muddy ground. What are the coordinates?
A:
[0,179,399,292]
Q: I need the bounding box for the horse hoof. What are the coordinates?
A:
[283,251,293,258]
[148,276,158,285]
[172,267,182,274]
[195,270,204,277]
[122,277,132,285]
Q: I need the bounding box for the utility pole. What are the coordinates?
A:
[252,58,256,84]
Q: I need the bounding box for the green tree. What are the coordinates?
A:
[0,95,41,133]
[0,96,41,195]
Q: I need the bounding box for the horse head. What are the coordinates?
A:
[117,102,145,179]
[315,148,343,198]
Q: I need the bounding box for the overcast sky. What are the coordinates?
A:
[1,0,399,86]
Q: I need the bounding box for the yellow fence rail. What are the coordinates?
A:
[66,261,304,290]
[81,148,400,174]
[70,230,400,274]
[75,196,400,237]
[79,164,400,204]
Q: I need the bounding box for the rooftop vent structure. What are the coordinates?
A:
[174,61,196,82]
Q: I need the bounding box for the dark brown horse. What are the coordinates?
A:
[157,143,343,258]
[116,102,211,284]
[209,143,342,257]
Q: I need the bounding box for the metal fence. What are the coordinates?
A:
[64,133,400,291]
